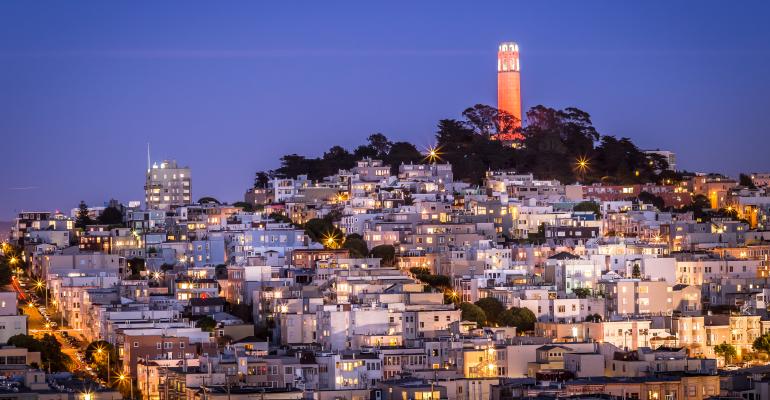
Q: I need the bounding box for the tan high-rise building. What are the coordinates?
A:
[497,42,522,127]
[144,159,191,210]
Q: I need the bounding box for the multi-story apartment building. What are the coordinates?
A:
[145,159,192,210]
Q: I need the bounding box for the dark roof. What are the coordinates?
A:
[340,352,379,360]
[538,345,573,351]
[190,297,226,307]
[233,336,265,344]
[548,251,581,260]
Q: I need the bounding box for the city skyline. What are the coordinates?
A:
[5,3,770,398]
[3,1,770,218]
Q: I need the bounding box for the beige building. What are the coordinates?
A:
[705,314,761,358]
[145,159,191,210]
[601,279,672,316]
[669,316,707,356]
[583,320,653,350]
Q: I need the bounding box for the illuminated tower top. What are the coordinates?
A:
[497,42,520,73]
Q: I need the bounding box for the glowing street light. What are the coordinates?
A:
[96,346,111,385]
[574,156,590,177]
[321,232,342,250]
[117,373,133,399]
[424,145,442,164]
[35,280,48,310]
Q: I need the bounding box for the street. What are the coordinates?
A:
[11,277,88,373]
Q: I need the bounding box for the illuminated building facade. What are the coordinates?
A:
[497,42,522,128]
[144,159,192,210]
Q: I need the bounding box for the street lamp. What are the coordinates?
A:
[117,373,133,400]
[96,346,111,386]
[575,156,590,176]
[8,257,18,278]
[424,145,442,164]
[35,280,47,310]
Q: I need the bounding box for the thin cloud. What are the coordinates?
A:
[7,186,38,191]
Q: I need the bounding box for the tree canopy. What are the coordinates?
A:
[572,288,592,299]
[97,206,124,226]
[196,316,217,332]
[753,333,770,353]
[84,340,117,382]
[739,173,757,189]
[343,234,368,258]
[714,342,737,363]
[8,334,70,371]
[474,297,505,325]
[256,104,676,189]
[232,201,254,212]
[498,307,537,332]
[370,245,395,267]
[303,217,344,248]
[75,201,92,230]
[460,302,486,327]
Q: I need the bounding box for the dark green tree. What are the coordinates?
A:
[370,245,396,267]
[638,191,666,210]
[460,302,487,327]
[8,334,69,371]
[498,309,517,327]
[343,234,369,258]
[319,146,356,178]
[518,106,599,184]
[366,133,392,158]
[268,212,293,224]
[461,104,519,137]
[84,340,117,381]
[417,274,452,289]
[572,288,592,299]
[198,197,220,204]
[739,173,757,189]
[384,142,423,175]
[714,342,737,363]
[196,316,217,332]
[214,264,228,279]
[303,218,343,246]
[254,171,272,188]
[585,313,603,323]
[474,297,505,325]
[233,201,254,212]
[753,333,770,354]
[75,201,92,230]
[402,191,414,206]
[505,307,537,332]
[435,117,517,185]
[97,206,124,226]
[127,258,145,279]
[274,154,314,179]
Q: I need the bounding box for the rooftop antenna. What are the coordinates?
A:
[147,143,151,172]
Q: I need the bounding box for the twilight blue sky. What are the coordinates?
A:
[1,1,770,219]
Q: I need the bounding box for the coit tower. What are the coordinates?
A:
[497,42,522,127]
